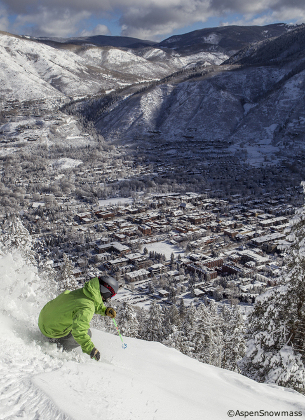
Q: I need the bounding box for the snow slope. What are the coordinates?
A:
[0,32,228,103]
[1,251,305,420]
[95,57,305,165]
[0,33,148,101]
[0,33,104,100]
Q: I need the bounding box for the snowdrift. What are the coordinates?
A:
[1,251,305,419]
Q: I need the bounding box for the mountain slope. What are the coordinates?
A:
[158,23,299,54]
[0,250,305,420]
[91,26,305,166]
[226,25,305,66]
[34,34,155,49]
[34,329,305,420]
[34,23,299,55]
[0,33,113,101]
[0,32,228,103]
[94,64,285,141]
[1,24,300,105]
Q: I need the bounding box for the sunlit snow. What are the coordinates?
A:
[1,251,305,419]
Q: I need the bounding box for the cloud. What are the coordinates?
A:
[0,4,10,32]
[120,1,212,39]
[1,0,113,15]
[13,7,91,37]
[1,0,304,39]
[118,0,305,39]
[220,4,305,27]
[80,24,111,37]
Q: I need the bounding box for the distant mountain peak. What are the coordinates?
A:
[158,23,302,55]
[225,24,305,66]
[31,34,156,49]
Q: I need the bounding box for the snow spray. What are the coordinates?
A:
[113,319,127,349]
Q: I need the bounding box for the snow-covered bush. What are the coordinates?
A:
[0,216,57,326]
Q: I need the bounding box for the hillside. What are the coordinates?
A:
[88,25,305,167]
[35,23,299,56]
[1,23,300,104]
[157,23,298,54]
[226,24,305,66]
[1,251,305,420]
[1,23,305,187]
[0,32,114,101]
[34,34,155,49]
[0,31,228,103]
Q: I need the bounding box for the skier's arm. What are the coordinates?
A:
[71,308,95,355]
[96,301,107,316]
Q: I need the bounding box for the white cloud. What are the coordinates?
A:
[221,6,305,28]
[14,7,91,37]
[0,5,10,32]
[120,2,212,39]
[271,7,305,24]
[118,0,304,38]
[80,24,111,37]
[2,0,305,39]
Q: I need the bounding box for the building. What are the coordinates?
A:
[125,269,150,282]
[251,232,286,247]
[95,210,115,220]
[139,225,152,235]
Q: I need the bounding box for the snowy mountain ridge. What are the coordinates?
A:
[0,31,228,103]
[0,246,305,419]
[1,23,297,104]
[87,25,305,167]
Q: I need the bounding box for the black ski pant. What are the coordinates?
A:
[48,329,92,351]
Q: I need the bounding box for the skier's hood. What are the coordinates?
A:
[82,277,105,314]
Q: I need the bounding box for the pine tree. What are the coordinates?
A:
[143,300,164,342]
[162,304,181,347]
[58,253,79,291]
[221,305,245,372]
[178,298,187,319]
[193,303,212,363]
[195,302,223,367]
[189,283,195,298]
[148,282,155,294]
[137,307,148,340]
[170,252,175,268]
[168,286,177,304]
[241,200,305,391]
[116,302,139,338]
[175,303,197,357]
[1,215,35,264]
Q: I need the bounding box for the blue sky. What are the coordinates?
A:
[0,1,304,41]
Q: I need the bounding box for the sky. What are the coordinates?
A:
[0,0,304,41]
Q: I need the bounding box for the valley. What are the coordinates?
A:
[1,23,305,312]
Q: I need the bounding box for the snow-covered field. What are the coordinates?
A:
[52,158,83,170]
[1,250,305,419]
[141,240,184,260]
[98,197,134,207]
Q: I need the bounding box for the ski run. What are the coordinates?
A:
[0,250,304,420]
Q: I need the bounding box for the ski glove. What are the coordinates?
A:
[105,307,116,318]
[90,347,100,361]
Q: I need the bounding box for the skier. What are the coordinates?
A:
[38,275,118,361]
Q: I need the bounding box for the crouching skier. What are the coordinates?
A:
[38,276,118,361]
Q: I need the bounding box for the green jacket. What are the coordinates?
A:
[38,277,106,354]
